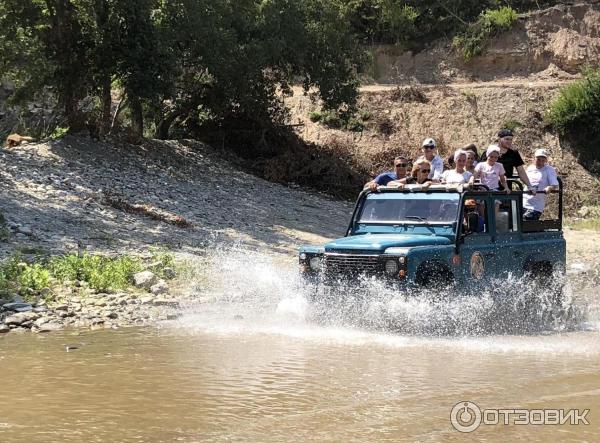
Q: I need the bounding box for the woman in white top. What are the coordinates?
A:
[441,150,473,185]
[469,145,509,192]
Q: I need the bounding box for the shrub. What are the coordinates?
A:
[453,7,518,61]
[47,254,142,292]
[308,111,322,122]
[0,253,144,297]
[390,86,428,103]
[502,119,523,131]
[546,70,600,171]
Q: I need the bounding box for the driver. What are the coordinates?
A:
[463,199,485,233]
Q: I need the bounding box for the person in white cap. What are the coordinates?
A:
[469,144,509,191]
[522,149,559,220]
[415,138,443,181]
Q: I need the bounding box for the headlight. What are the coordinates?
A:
[384,259,399,275]
[309,256,323,271]
[398,256,406,264]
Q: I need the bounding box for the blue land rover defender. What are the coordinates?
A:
[299,181,565,289]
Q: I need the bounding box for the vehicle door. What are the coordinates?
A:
[458,197,499,283]
[491,196,523,278]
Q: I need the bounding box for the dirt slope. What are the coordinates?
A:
[371,1,600,84]
[286,2,600,209]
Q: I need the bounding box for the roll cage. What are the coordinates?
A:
[346,178,564,252]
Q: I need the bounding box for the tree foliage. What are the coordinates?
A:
[0,0,363,141]
[0,0,562,142]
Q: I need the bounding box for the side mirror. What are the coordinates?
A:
[466,212,479,233]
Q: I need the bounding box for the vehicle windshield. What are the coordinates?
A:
[358,193,460,224]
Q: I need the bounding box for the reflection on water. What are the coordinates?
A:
[0,246,599,442]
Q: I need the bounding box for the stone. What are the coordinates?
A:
[38,322,62,333]
[150,280,169,295]
[153,298,178,307]
[140,296,154,305]
[0,324,9,333]
[2,302,33,312]
[4,312,39,326]
[16,225,33,236]
[162,267,177,279]
[133,271,158,289]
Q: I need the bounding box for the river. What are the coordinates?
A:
[1,248,599,442]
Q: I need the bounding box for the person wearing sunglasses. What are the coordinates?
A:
[415,138,443,181]
[389,159,432,189]
[364,156,410,190]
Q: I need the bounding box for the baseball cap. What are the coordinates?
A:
[534,148,549,158]
[498,128,514,138]
[486,144,501,157]
[422,138,436,147]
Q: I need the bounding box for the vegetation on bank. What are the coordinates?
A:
[0,251,176,301]
[453,7,518,60]
[546,69,600,172]
[0,0,562,146]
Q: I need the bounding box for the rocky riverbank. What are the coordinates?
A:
[0,135,352,333]
[0,267,182,334]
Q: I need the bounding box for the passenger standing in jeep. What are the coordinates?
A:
[480,129,534,190]
[522,149,560,220]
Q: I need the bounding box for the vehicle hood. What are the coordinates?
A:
[324,234,451,253]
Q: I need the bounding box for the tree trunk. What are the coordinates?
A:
[100,75,111,135]
[129,94,144,138]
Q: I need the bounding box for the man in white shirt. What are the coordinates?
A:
[416,138,443,181]
[522,149,559,220]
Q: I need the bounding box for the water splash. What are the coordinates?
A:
[177,245,592,337]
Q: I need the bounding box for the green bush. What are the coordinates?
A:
[48,254,142,292]
[308,111,322,122]
[502,119,523,131]
[546,70,600,170]
[0,253,144,297]
[453,7,518,61]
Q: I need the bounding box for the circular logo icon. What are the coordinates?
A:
[451,401,482,433]
[470,252,485,280]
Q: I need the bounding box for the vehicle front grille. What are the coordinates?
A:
[324,253,380,275]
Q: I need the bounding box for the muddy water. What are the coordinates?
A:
[1,249,599,442]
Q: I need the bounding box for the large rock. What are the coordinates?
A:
[133,271,158,289]
[4,311,39,326]
[2,302,33,312]
[150,280,169,295]
[0,324,9,333]
[38,322,62,333]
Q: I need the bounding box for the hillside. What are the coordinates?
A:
[285,1,600,210]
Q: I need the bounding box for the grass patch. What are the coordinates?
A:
[0,253,145,299]
[453,7,518,61]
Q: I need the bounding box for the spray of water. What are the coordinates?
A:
[175,245,592,337]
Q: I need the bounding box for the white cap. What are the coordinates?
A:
[422,138,436,147]
[534,148,549,158]
[486,144,501,157]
